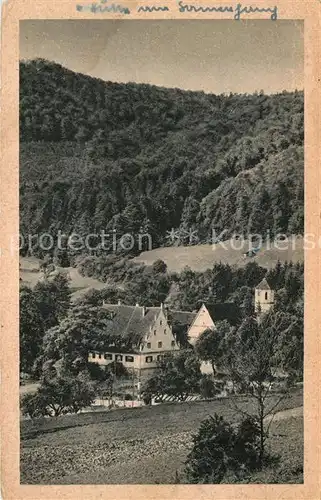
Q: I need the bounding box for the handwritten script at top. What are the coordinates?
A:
[178,2,277,18]
[76,0,278,20]
[76,1,130,13]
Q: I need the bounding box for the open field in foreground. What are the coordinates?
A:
[21,389,303,484]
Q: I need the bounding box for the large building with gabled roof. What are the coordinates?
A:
[88,277,275,374]
[88,302,195,373]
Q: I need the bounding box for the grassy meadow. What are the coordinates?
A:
[132,237,304,273]
[20,256,109,301]
[21,389,303,485]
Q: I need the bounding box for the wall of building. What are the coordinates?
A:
[187,304,215,345]
[200,360,214,375]
[88,306,180,372]
[88,349,178,372]
[255,289,275,313]
[141,308,179,353]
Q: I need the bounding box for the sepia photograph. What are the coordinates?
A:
[18,19,304,485]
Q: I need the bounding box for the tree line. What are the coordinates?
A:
[76,258,303,314]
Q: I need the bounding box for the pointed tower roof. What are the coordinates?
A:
[255,277,271,290]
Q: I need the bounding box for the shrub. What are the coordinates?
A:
[185,414,260,483]
[152,259,167,274]
[142,393,152,405]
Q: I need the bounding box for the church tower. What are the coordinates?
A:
[255,277,274,314]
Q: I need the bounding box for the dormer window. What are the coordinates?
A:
[154,330,157,335]
[265,292,268,300]
[164,329,167,334]
[147,342,151,348]
[160,320,163,325]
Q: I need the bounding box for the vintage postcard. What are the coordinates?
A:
[1,0,320,499]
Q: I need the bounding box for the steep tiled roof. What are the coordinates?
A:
[255,277,271,290]
[203,302,241,326]
[167,310,196,327]
[102,303,159,347]
[101,303,195,349]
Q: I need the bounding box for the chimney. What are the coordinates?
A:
[117,299,121,306]
[142,305,146,317]
[160,303,164,310]
[135,303,139,307]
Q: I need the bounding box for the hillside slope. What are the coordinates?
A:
[20,60,304,260]
[20,256,110,301]
[132,236,304,273]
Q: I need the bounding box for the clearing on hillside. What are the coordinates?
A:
[20,256,107,300]
[132,236,304,273]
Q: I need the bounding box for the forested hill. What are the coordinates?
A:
[20,59,304,256]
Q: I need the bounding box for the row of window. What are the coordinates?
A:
[91,352,135,362]
[90,352,164,364]
[146,355,163,363]
[146,340,175,349]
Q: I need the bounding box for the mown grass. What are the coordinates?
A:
[21,389,303,484]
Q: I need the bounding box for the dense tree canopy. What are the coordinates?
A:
[20,286,45,374]
[74,260,303,314]
[35,303,115,377]
[33,272,71,329]
[20,60,304,259]
[195,321,231,374]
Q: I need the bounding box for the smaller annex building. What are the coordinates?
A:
[187,302,240,346]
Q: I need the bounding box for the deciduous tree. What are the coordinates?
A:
[21,374,95,418]
[142,350,201,402]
